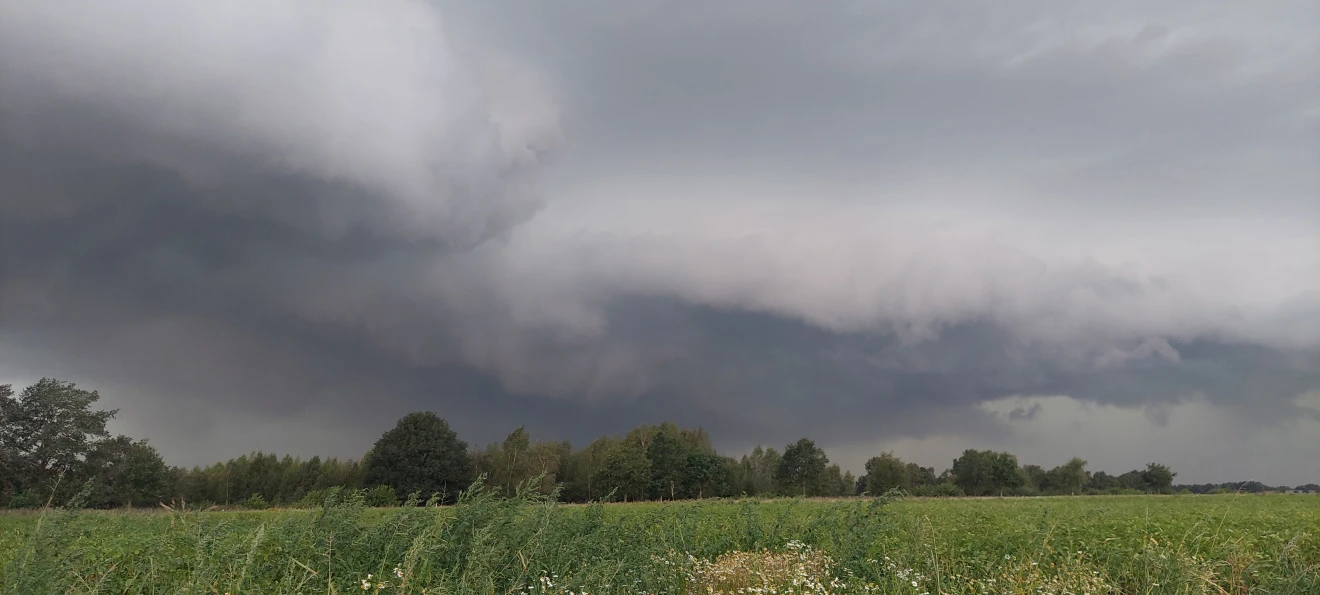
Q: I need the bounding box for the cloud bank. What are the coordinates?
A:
[1,0,1317,483]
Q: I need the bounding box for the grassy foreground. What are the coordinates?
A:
[1,487,1316,594]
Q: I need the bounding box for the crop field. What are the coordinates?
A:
[1,491,1316,595]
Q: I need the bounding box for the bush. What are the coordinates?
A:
[292,489,328,508]
[911,483,965,498]
[243,493,269,510]
[6,490,45,509]
[364,485,398,507]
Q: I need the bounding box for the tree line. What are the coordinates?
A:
[2,379,1313,509]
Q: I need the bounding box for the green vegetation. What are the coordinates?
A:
[1,490,1316,594]
[5,378,1317,592]
[12,378,1307,514]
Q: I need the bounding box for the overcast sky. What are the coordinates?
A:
[1,0,1317,484]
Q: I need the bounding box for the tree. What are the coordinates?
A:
[1053,458,1089,495]
[363,412,473,504]
[83,436,169,508]
[1141,463,1176,494]
[682,452,728,499]
[560,437,613,502]
[646,429,688,500]
[1117,470,1147,491]
[1023,465,1050,493]
[776,438,828,497]
[905,463,937,488]
[817,464,847,497]
[475,426,559,498]
[951,449,994,496]
[740,446,781,496]
[0,384,12,505]
[496,426,531,494]
[949,450,1023,496]
[988,452,1025,496]
[863,453,910,494]
[0,379,117,505]
[1087,470,1119,492]
[592,439,650,502]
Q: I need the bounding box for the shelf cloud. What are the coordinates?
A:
[2,0,1316,483]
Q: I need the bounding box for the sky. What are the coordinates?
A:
[1,0,1317,485]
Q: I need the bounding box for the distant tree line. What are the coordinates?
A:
[3,379,1315,509]
[1175,481,1320,494]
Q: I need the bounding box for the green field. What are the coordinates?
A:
[1,491,1316,594]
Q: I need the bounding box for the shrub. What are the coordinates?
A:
[364,485,398,507]
[242,493,269,510]
[911,483,964,498]
[5,490,46,509]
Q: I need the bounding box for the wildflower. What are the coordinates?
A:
[394,566,405,579]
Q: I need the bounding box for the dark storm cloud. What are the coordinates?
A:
[442,0,1319,216]
[1,0,1317,482]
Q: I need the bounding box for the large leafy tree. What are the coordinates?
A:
[1141,462,1176,494]
[951,449,994,496]
[776,438,828,497]
[681,451,728,499]
[646,429,688,500]
[473,426,566,497]
[1053,457,1089,495]
[739,446,781,496]
[83,436,170,508]
[591,439,650,502]
[0,379,117,505]
[988,451,1025,496]
[363,412,473,504]
[863,452,910,494]
[1023,464,1050,493]
[905,463,937,488]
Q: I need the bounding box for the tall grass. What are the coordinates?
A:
[1,485,1315,594]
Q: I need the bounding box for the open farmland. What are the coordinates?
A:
[2,491,1316,594]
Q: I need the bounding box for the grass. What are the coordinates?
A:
[1,486,1316,594]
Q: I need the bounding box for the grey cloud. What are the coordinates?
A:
[445,0,1319,216]
[1009,404,1043,422]
[1,0,558,246]
[1,0,1317,483]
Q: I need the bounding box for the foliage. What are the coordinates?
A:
[242,493,269,510]
[82,436,169,508]
[0,379,125,506]
[174,452,363,507]
[362,411,473,505]
[862,453,908,494]
[909,483,964,498]
[364,485,399,507]
[777,438,828,497]
[0,378,1221,511]
[592,438,651,502]
[951,449,1028,497]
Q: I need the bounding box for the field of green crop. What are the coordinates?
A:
[1,489,1316,594]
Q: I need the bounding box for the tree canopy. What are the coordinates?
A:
[776,438,828,497]
[362,411,473,504]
